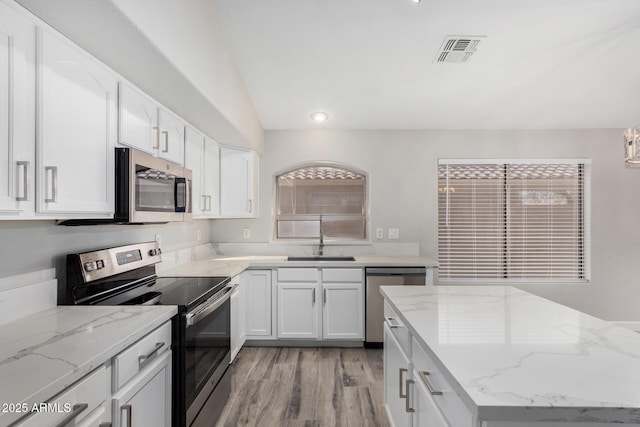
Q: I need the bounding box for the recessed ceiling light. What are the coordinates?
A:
[412,0,421,3]
[311,112,329,122]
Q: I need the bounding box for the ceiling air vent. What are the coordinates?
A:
[434,36,485,63]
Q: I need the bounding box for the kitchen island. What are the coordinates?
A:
[381,285,640,426]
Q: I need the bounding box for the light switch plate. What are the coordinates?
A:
[388,228,400,239]
[376,228,384,239]
[243,227,251,239]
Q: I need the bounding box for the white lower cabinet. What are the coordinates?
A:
[277,281,320,339]
[230,274,246,362]
[112,350,172,427]
[322,269,364,340]
[411,368,449,427]
[17,366,109,427]
[384,322,413,427]
[244,270,273,338]
[276,268,364,341]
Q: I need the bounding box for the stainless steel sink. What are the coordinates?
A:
[287,256,356,262]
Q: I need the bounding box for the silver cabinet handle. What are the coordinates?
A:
[385,317,404,329]
[45,166,58,203]
[201,194,207,211]
[55,403,88,427]
[207,195,212,211]
[153,126,160,149]
[162,130,169,153]
[122,404,132,427]
[16,161,30,201]
[405,379,415,413]
[138,342,165,365]
[323,288,327,304]
[418,370,443,396]
[247,198,252,213]
[312,288,316,305]
[399,367,408,398]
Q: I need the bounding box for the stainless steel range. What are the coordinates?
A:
[60,241,232,427]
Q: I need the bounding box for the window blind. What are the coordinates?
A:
[438,160,589,282]
[275,165,367,240]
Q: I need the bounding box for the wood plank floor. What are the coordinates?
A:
[215,347,390,427]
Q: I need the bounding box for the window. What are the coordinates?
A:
[275,164,367,240]
[438,159,590,282]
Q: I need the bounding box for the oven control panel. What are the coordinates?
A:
[77,241,162,283]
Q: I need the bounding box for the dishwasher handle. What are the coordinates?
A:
[365,267,426,276]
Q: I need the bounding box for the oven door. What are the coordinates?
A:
[184,286,231,426]
[126,148,188,223]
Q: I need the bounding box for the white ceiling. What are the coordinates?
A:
[214,0,640,130]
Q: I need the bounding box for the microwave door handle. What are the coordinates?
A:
[175,178,186,211]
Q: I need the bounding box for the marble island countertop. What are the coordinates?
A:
[159,254,438,278]
[0,305,176,425]
[380,285,640,424]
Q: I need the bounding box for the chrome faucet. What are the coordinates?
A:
[318,215,324,256]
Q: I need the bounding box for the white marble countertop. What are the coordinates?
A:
[0,305,176,425]
[380,286,640,424]
[159,254,438,278]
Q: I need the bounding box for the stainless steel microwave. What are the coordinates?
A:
[115,148,192,223]
[60,148,192,225]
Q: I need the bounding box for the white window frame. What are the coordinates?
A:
[437,158,591,285]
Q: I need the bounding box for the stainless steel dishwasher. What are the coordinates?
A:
[365,267,426,347]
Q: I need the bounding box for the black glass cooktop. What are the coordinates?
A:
[155,276,230,310]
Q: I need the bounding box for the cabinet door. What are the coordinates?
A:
[184,125,205,216]
[277,282,319,339]
[202,136,220,217]
[157,107,184,165]
[384,323,412,427]
[230,285,239,362]
[323,283,364,340]
[36,28,115,216]
[412,369,450,427]
[219,146,255,217]
[118,82,159,155]
[112,350,171,427]
[245,270,272,337]
[0,2,35,215]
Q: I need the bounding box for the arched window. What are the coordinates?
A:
[275,164,367,240]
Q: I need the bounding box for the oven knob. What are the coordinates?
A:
[95,260,105,269]
[84,261,97,272]
[149,249,160,256]
[157,248,162,254]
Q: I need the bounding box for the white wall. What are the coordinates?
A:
[211,128,639,321]
[0,220,211,284]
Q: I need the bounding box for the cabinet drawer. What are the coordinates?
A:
[322,268,362,283]
[17,366,107,427]
[114,321,172,390]
[277,268,318,282]
[384,301,411,356]
[412,337,473,427]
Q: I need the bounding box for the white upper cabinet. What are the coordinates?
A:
[185,126,219,218]
[219,146,258,218]
[0,1,35,216]
[118,82,185,166]
[36,27,116,216]
[118,82,159,156]
[157,107,185,165]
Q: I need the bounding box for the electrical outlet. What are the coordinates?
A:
[388,228,400,239]
[376,228,384,239]
[155,234,162,247]
[243,227,251,239]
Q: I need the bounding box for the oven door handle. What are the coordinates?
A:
[185,286,232,326]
